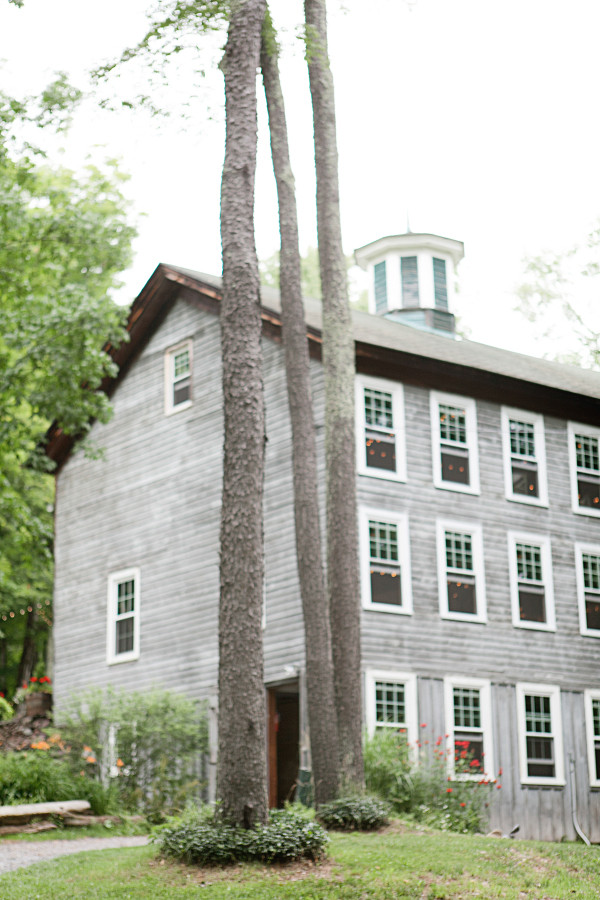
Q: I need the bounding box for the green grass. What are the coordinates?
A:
[0,820,150,842]
[0,822,599,899]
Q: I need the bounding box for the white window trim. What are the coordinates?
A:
[359,506,412,615]
[164,339,193,415]
[436,519,487,624]
[584,689,600,787]
[516,682,565,786]
[507,531,556,632]
[444,676,494,781]
[575,542,600,638]
[364,669,418,748]
[500,407,548,507]
[436,519,487,623]
[568,421,600,517]
[355,375,406,482]
[107,567,140,665]
[430,390,480,495]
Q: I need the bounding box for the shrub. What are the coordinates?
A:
[0,696,13,721]
[55,687,208,820]
[0,750,116,813]
[364,729,494,834]
[316,795,389,831]
[154,805,328,865]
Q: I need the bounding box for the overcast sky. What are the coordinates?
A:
[2,0,598,358]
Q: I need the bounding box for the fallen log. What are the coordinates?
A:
[0,800,90,826]
[0,820,57,835]
[61,814,123,827]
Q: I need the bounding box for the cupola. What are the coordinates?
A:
[355,232,464,337]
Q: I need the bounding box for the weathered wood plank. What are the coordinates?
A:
[0,800,90,825]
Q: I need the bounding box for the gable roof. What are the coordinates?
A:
[46,262,600,470]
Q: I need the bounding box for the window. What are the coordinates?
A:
[365,669,418,743]
[374,260,387,313]
[107,568,140,664]
[516,683,565,785]
[430,391,479,494]
[432,257,448,309]
[401,256,419,306]
[568,422,600,515]
[436,520,486,622]
[359,507,412,615]
[501,407,548,506]
[575,543,600,636]
[584,691,600,786]
[165,340,193,414]
[356,375,406,482]
[508,532,555,631]
[444,677,494,780]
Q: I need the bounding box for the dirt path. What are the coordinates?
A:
[0,835,150,874]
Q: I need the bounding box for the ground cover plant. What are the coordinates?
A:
[364,729,496,833]
[1,823,600,898]
[316,795,389,831]
[154,805,328,865]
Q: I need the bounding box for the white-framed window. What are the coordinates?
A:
[575,543,600,637]
[107,568,140,665]
[356,375,406,482]
[165,339,193,414]
[430,391,479,494]
[568,422,600,516]
[444,677,494,781]
[516,683,565,785]
[359,507,412,615]
[508,532,555,632]
[584,690,600,787]
[436,520,486,623]
[364,669,418,745]
[501,407,548,506]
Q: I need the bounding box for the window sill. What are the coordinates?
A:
[572,505,600,518]
[107,652,140,666]
[357,467,406,483]
[520,778,566,788]
[512,620,556,633]
[505,494,548,508]
[362,602,412,616]
[165,399,193,417]
[434,481,480,496]
[440,612,487,625]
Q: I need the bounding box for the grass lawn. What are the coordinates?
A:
[1,822,599,899]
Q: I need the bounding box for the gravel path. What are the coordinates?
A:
[0,835,150,874]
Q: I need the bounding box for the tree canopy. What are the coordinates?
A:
[0,85,135,694]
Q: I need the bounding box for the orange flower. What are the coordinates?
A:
[83,746,92,754]
[116,758,124,768]
[86,756,96,764]
[31,741,50,750]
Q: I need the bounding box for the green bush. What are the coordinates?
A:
[0,696,13,721]
[364,730,494,834]
[56,687,208,821]
[154,805,328,865]
[0,750,116,813]
[316,795,389,831]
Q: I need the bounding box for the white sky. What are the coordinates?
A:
[1,0,599,358]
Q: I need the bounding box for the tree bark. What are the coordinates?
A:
[217,0,268,828]
[304,0,364,787]
[260,12,340,805]
[16,608,38,688]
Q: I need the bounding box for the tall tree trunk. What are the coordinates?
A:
[16,607,38,688]
[217,0,268,828]
[260,11,339,805]
[304,0,364,787]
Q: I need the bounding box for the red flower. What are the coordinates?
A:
[420,723,427,728]
[436,737,442,746]
[460,750,467,759]
[496,784,502,790]
[446,788,453,793]
[498,767,503,776]
[30,677,37,683]
[470,759,480,767]
[460,802,466,807]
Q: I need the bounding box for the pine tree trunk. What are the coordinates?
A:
[304,0,364,787]
[217,0,268,828]
[260,14,340,805]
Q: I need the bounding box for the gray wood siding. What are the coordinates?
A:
[53,292,600,840]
